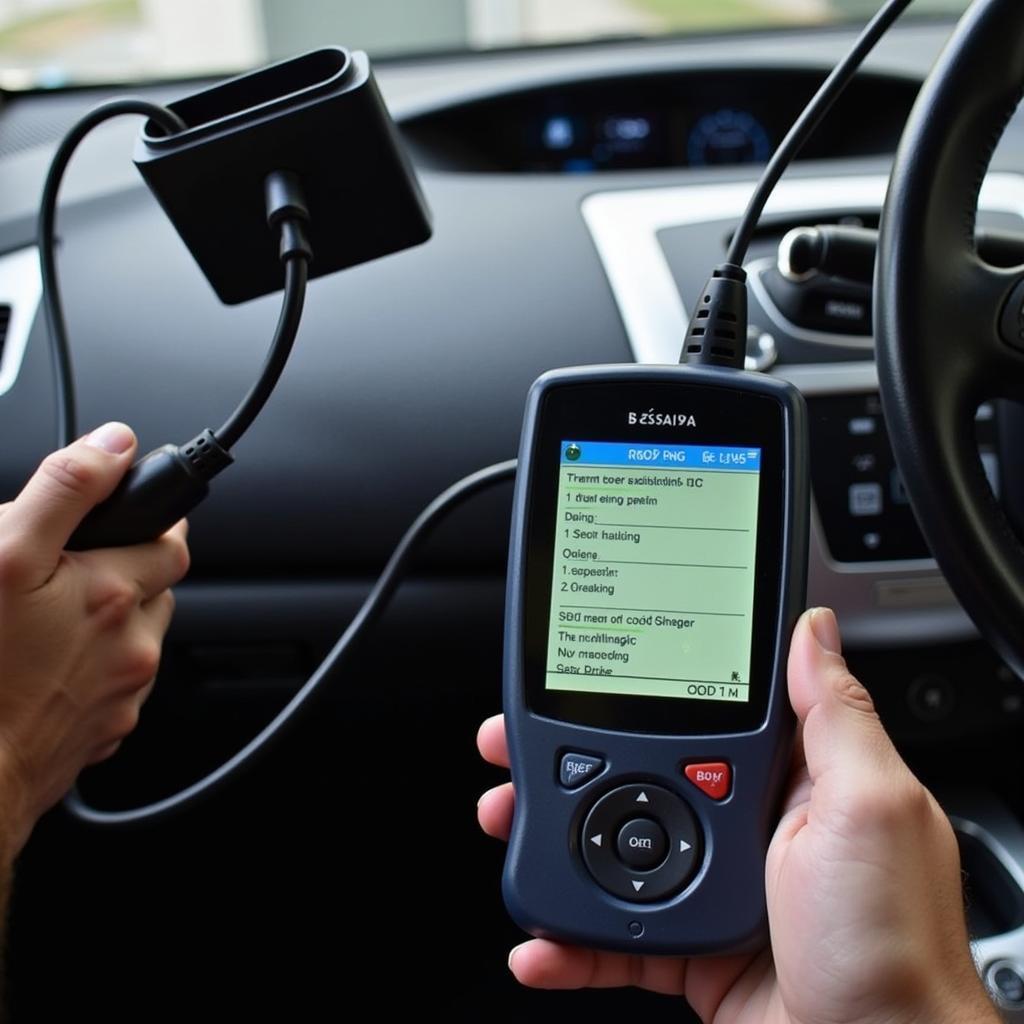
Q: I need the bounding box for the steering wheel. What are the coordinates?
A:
[876,0,1024,677]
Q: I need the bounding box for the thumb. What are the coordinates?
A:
[787,607,902,788]
[0,423,137,588]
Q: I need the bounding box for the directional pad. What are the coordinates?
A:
[580,784,701,903]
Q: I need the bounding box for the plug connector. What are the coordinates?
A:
[265,171,314,263]
[66,430,232,550]
[179,428,233,481]
[682,263,748,370]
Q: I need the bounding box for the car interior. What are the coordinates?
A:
[3,0,1024,1020]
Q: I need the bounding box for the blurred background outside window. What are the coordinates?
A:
[0,0,971,90]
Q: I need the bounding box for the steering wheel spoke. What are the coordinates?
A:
[987,262,1024,372]
[961,258,1024,399]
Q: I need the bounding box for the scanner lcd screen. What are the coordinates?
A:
[544,441,760,704]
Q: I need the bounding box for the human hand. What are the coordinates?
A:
[0,423,189,861]
[477,608,999,1024]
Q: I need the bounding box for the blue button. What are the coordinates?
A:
[560,753,604,789]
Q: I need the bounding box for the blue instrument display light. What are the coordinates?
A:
[687,108,772,167]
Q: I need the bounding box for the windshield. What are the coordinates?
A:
[0,0,971,91]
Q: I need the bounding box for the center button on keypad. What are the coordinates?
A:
[616,818,668,871]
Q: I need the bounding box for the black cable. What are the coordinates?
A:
[38,99,188,449]
[63,457,517,826]
[723,0,913,268]
[40,103,309,457]
[39,98,513,827]
[214,256,308,450]
[684,0,914,368]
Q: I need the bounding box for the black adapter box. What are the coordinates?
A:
[134,47,432,304]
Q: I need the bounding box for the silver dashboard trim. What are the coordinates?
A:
[0,247,41,399]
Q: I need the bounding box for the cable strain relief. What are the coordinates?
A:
[265,171,314,263]
[681,263,749,370]
[279,219,313,263]
[713,262,747,283]
[265,170,309,227]
[178,429,234,481]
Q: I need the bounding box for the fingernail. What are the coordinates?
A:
[508,943,526,972]
[86,422,134,454]
[809,607,841,655]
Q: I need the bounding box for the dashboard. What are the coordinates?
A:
[3,16,1024,1022]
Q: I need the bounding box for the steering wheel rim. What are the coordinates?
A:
[876,0,1024,676]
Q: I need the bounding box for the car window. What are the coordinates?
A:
[0,0,972,90]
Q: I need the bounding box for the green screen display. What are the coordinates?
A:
[545,440,761,703]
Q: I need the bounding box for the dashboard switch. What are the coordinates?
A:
[848,417,877,436]
[848,482,883,517]
[907,675,954,723]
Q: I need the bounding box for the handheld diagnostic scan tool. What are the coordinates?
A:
[501,365,808,954]
[497,0,916,957]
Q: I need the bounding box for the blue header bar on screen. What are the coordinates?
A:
[560,440,761,472]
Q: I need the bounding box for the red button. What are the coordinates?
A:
[684,762,732,801]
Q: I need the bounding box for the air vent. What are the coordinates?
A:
[0,248,44,398]
[0,306,9,363]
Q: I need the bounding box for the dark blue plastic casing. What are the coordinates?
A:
[502,365,809,955]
